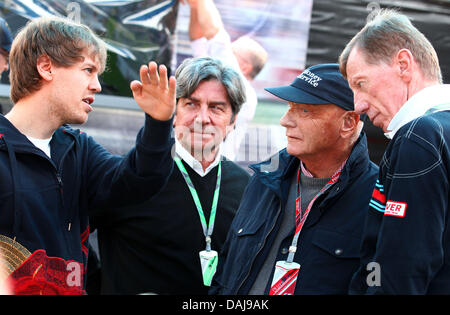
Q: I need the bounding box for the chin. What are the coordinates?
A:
[67,115,89,125]
[285,146,297,157]
[286,145,306,159]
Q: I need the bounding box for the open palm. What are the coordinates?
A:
[130,61,176,121]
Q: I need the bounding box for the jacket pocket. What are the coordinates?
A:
[219,219,266,291]
[234,217,265,237]
[312,228,360,259]
[296,228,361,293]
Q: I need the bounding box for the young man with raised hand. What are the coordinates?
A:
[0,16,175,295]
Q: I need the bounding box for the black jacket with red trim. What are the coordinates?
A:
[350,110,450,294]
[0,114,174,294]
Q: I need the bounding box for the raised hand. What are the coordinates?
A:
[180,0,198,7]
[130,61,176,121]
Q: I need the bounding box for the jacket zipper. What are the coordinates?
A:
[55,171,65,219]
[2,132,76,250]
[55,142,75,255]
[234,203,282,294]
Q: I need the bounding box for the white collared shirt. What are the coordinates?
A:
[385,84,450,139]
[174,138,222,177]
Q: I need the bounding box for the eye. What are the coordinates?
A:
[84,68,93,74]
[298,108,309,115]
[210,104,226,112]
[188,102,199,108]
[355,81,365,89]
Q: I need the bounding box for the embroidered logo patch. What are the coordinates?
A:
[384,200,407,218]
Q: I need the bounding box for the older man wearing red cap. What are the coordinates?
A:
[210,64,378,295]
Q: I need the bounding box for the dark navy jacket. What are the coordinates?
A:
[210,133,378,294]
[0,114,174,292]
[350,111,450,294]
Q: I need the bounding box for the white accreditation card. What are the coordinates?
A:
[269,260,301,295]
[199,250,218,286]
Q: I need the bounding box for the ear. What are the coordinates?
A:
[233,48,253,79]
[173,100,179,127]
[340,112,359,139]
[240,62,253,78]
[36,55,54,81]
[395,49,414,83]
[223,113,238,141]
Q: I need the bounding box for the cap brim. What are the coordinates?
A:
[265,85,331,105]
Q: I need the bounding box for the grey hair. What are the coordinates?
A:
[175,57,247,121]
[339,9,442,83]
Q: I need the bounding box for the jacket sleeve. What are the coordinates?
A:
[364,120,448,294]
[86,114,174,214]
[209,234,230,295]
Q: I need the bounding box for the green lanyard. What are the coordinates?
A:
[174,157,221,252]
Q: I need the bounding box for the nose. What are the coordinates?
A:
[353,93,369,115]
[90,75,102,93]
[354,101,370,115]
[195,104,211,125]
[280,109,295,128]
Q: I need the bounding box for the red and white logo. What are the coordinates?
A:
[384,200,407,218]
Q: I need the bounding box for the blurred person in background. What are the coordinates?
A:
[91,57,250,295]
[210,64,378,295]
[181,0,268,161]
[0,17,13,114]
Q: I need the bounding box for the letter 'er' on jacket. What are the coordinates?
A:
[210,64,378,295]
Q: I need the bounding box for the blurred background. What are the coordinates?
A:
[1,0,450,169]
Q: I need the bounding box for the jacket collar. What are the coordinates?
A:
[0,115,78,162]
[0,114,39,153]
[385,84,450,139]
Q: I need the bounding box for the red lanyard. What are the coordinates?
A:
[270,162,345,295]
[287,163,343,263]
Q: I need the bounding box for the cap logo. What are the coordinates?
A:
[297,69,322,87]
